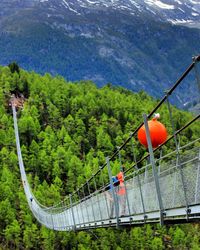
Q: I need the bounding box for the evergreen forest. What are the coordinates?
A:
[0,64,200,249]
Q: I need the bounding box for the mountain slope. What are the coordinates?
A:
[0,0,200,107]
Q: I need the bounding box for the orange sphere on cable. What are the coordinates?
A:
[138,113,167,148]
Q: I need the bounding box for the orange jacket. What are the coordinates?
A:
[117,171,124,182]
[117,172,126,195]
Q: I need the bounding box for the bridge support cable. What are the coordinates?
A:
[106,157,119,227]
[193,56,200,98]
[143,114,165,225]
[117,147,131,217]
[131,136,146,221]
[165,97,180,152]
[138,55,200,132]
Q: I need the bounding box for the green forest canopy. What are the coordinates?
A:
[0,65,200,249]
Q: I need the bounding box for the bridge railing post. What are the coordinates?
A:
[131,136,146,221]
[106,157,119,227]
[143,114,164,225]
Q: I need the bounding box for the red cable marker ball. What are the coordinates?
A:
[137,113,167,148]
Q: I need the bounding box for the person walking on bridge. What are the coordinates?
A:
[117,171,126,217]
[106,176,119,219]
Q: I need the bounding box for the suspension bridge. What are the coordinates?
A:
[12,56,200,231]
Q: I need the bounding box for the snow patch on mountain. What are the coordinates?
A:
[192,12,199,16]
[174,0,182,4]
[62,0,81,14]
[144,0,175,10]
[189,0,199,4]
[1,0,200,29]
